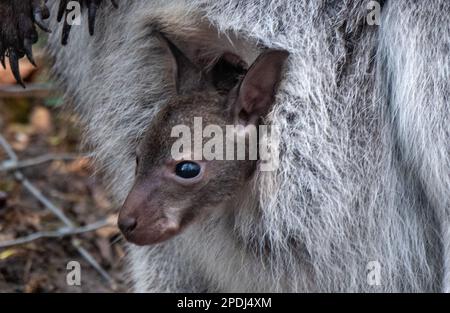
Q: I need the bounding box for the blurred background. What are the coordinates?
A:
[0,34,126,292]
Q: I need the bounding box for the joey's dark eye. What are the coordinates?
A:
[175,162,201,179]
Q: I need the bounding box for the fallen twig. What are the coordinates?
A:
[0,153,89,172]
[0,220,112,249]
[0,83,56,99]
[15,171,75,226]
[0,135,17,161]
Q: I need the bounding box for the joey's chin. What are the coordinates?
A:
[122,224,183,246]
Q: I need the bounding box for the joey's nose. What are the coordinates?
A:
[118,216,137,234]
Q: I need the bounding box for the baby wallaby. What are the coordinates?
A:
[118,33,289,245]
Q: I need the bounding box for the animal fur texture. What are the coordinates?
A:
[45,0,450,292]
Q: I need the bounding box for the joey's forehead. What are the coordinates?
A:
[140,94,229,152]
[152,102,228,130]
[166,94,226,118]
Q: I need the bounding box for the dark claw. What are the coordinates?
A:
[9,50,25,88]
[34,11,52,33]
[88,1,100,36]
[61,20,72,45]
[57,0,68,22]
[24,38,36,66]
[56,0,119,44]
[41,4,50,19]
[0,0,55,86]
[32,0,51,32]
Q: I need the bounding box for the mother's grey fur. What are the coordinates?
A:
[46,0,449,292]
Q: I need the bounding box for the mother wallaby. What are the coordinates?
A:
[45,0,449,292]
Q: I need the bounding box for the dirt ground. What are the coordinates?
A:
[0,57,127,292]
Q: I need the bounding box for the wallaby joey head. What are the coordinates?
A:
[118,33,289,245]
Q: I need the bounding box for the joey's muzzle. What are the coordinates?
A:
[118,180,183,245]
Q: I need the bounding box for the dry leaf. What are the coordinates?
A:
[0,249,19,260]
[114,244,125,260]
[5,124,33,151]
[65,157,91,174]
[95,214,119,238]
[92,186,112,211]
[24,275,49,293]
[30,106,52,135]
[10,131,30,151]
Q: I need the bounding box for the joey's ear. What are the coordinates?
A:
[233,50,289,125]
[156,32,204,94]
